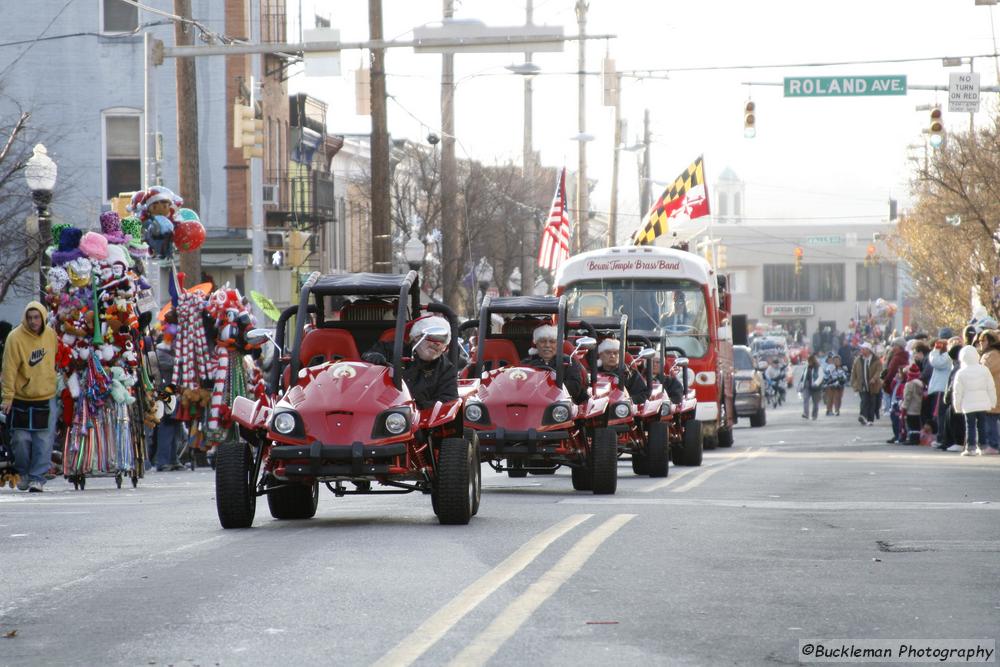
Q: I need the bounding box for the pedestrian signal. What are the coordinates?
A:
[929,107,944,148]
[743,100,756,138]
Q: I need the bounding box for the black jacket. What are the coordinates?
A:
[600,365,650,405]
[655,373,685,405]
[521,355,589,404]
[402,355,459,410]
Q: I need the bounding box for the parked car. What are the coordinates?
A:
[732,345,766,427]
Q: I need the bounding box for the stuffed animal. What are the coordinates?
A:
[109,367,136,405]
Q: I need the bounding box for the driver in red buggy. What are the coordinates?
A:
[363,315,458,410]
[596,338,649,405]
[520,324,589,404]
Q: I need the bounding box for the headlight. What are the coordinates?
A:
[385,412,408,435]
[735,380,753,393]
[613,402,631,419]
[465,403,483,422]
[272,412,297,435]
[695,371,716,385]
[551,404,570,423]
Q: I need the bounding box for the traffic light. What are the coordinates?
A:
[716,244,727,269]
[233,102,264,158]
[743,100,756,138]
[794,246,803,274]
[865,244,877,267]
[888,198,898,221]
[928,107,944,148]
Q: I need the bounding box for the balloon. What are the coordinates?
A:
[174,219,206,253]
[176,208,200,223]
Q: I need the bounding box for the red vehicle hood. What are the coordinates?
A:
[280,362,413,445]
[475,366,574,431]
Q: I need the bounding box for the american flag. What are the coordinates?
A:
[538,168,572,272]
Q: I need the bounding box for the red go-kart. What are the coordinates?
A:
[462,295,617,494]
[216,271,480,528]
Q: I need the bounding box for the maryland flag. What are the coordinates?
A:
[632,155,710,246]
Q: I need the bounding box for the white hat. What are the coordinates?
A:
[532,324,557,342]
[860,342,873,351]
[409,315,451,344]
[598,338,620,354]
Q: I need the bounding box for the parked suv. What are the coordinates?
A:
[733,345,766,427]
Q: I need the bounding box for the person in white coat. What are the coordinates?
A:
[952,345,997,456]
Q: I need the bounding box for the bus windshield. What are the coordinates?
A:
[564,279,710,358]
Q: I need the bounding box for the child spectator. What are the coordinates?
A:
[901,363,924,445]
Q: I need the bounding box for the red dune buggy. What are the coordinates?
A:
[216,271,480,528]
[585,318,673,478]
[462,295,618,494]
[659,342,703,467]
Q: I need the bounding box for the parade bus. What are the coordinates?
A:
[554,245,736,448]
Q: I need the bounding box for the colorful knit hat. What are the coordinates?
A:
[79,231,109,260]
[100,211,128,244]
[51,227,85,266]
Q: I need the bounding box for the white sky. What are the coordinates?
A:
[286,0,1000,237]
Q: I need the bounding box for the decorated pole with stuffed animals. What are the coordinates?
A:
[44,212,159,487]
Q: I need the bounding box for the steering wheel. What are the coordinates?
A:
[663,323,697,334]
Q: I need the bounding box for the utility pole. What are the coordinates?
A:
[174,0,201,282]
[639,108,652,218]
[440,0,461,312]
[574,0,588,254]
[607,72,622,247]
[521,0,537,296]
[369,0,391,272]
[249,0,264,309]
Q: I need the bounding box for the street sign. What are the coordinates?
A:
[303,28,341,77]
[948,72,980,113]
[805,235,844,246]
[763,304,815,317]
[784,75,906,97]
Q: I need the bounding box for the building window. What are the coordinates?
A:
[728,269,748,294]
[856,262,897,301]
[764,263,844,302]
[102,0,138,32]
[105,114,141,200]
[734,192,742,217]
[718,193,728,217]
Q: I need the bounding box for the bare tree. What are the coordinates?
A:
[891,111,1000,329]
[0,111,44,303]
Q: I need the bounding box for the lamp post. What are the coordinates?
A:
[404,234,425,275]
[24,143,57,299]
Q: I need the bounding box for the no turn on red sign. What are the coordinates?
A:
[949,72,980,113]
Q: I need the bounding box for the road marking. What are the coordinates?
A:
[448,514,636,667]
[372,513,592,667]
[638,466,700,493]
[557,498,1000,511]
[670,449,765,493]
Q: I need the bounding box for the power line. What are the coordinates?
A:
[0,0,76,80]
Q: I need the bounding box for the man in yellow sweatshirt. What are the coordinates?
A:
[1,301,58,492]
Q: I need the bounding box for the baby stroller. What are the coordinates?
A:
[0,413,20,489]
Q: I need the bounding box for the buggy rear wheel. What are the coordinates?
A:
[215,441,257,529]
[630,451,648,475]
[570,463,592,491]
[434,438,479,525]
[590,427,618,495]
[645,422,669,478]
[673,419,703,467]
[267,479,319,520]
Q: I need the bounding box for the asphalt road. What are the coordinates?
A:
[2,393,998,667]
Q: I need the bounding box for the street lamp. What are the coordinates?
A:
[404,234,425,273]
[24,143,57,297]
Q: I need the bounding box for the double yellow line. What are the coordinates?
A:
[373,513,635,667]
